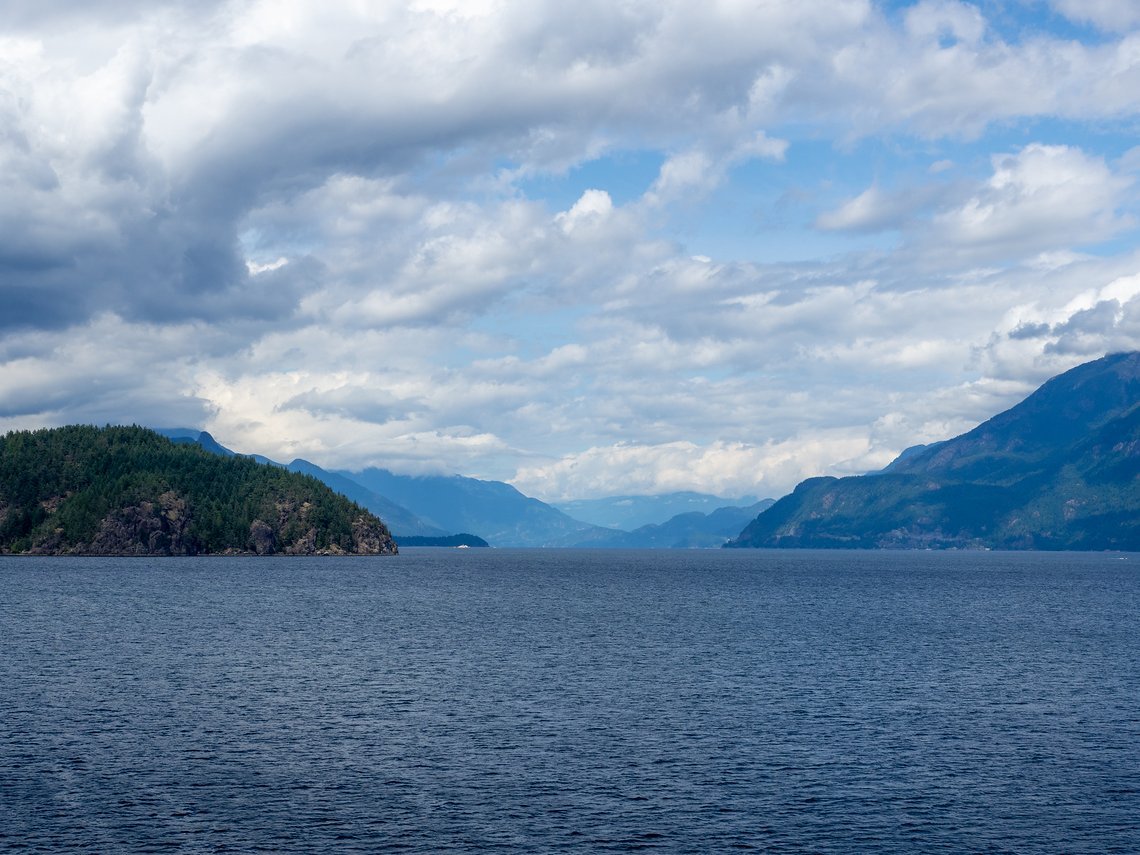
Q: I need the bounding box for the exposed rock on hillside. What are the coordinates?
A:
[0,425,396,556]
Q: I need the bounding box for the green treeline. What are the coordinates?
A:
[0,425,395,555]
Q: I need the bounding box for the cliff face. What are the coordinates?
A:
[0,426,397,556]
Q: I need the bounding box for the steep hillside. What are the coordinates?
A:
[0,426,397,556]
[728,352,1140,551]
[889,351,1140,484]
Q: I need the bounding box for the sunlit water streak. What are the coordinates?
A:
[2,549,1138,852]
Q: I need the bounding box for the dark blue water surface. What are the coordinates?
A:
[2,549,1138,853]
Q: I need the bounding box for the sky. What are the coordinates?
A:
[3,0,1140,501]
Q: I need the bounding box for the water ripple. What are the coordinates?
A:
[1,549,1138,852]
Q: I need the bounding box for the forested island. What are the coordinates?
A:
[0,426,397,556]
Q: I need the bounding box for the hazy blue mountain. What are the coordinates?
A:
[155,429,443,537]
[342,468,613,547]
[285,460,446,538]
[567,499,776,548]
[728,351,1140,551]
[554,491,761,531]
[395,533,490,547]
[154,429,611,545]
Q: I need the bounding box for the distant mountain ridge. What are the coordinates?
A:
[286,460,446,538]
[555,491,762,531]
[157,430,444,538]
[567,499,776,548]
[159,431,621,547]
[341,468,616,548]
[728,351,1140,551]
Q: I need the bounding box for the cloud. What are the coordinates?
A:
[0,314,216,426]
[1049,0,1140,32]
[904,0,986,46]
[815,183,945,233]
[929,144,1133,260]
[555,189,613,233]
[643,132,787,207]
[818,143,1134,263]
[3,2,1140,501]
[2,6,1137,335]
[7,6,1128,312]
[512,433,876,502]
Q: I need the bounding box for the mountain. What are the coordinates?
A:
[567,499,776,548]
[728,352,1140,551]
[342,468,613,547]
[285,459,446,538]
[878,441,945,472]
[157,429,609,545]
[396,533,491,547]
[158,428,277,465]
[0,426,396,556]
[555,491,761,530]
[156,430,444,538]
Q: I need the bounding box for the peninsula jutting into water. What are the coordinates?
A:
[0,425,396,556]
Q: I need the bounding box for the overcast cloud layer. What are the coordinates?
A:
[3,0,1140,500]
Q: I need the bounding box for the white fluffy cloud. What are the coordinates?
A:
[818,143,1134,262]
[514,434,876,502]
[931,144,1133,260]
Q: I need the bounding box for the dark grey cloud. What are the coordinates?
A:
[1009,321,1051,340]
[1045,299,1130,355]
[0,206,260,330]
[1052,300,1122,337]
[1,280,91,331]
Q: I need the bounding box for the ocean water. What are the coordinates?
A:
[1,549,1137,853]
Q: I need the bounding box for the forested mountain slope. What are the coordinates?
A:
[0,426,396,556]
[728,352,1140,551]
